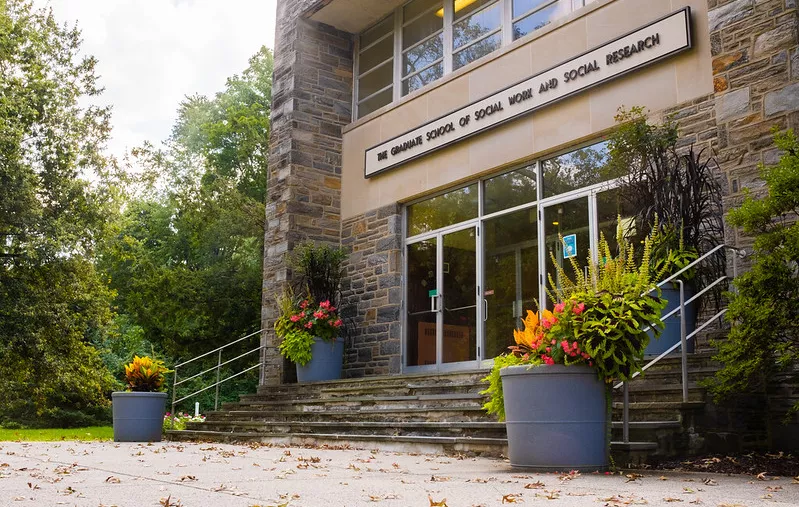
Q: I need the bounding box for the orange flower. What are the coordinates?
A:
[513,309,554,350]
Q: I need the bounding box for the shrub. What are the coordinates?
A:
[124,356,171,392]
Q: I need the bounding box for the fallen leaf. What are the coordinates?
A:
[105,476,121,484]
[430,475,450,482]
[502,493,524,503]
[428,495,448,507]
[626,473,644,482]
[524,481,545,489]
[663,497,683,502]
[660,476,669,481]
[702,478,717,486]
[559,470,581,481]
[179,475,196,482]
[765,486,783,492]
[535,490,559,500]
[27,482,40,489]
[683,487,695,494]
[689,499,702,505]
[757,472,768,481]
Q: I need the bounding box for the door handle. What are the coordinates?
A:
[483,299,488,322]
[430,293,442,313]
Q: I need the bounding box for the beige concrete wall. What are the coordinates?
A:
[341,0,713,220]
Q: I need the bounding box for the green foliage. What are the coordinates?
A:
[291,242,347,306]
[707,129,799,416]
[124,356,171,392]
[609,107,724,299]
[482,222,666,421]
[480,353,525,422]
[275,291,344,365]
[0,0,120,427]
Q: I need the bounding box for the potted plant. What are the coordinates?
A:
[275,242,347,382]
[276,293,345,382]
[112,355,171,442]
[646,224,700,355]
[482,223,666,470]
[607,107,725,355]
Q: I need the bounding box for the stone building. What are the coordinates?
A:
[260,0,799,386]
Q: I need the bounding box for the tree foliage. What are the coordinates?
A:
[0,0,117,426]
[708,129,799,416]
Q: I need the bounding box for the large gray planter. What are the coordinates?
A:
[296,337,344,383]
[645,284,696,356]
[501,364,608,470]
[112,391,167,442]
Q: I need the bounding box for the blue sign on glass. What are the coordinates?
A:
[563,234,577,259]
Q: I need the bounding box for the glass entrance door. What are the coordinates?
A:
[405,225,478,370]
[543,196,592,308]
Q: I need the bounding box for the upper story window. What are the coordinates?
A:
[355,0,598,120]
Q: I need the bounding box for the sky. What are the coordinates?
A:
[34,0,277,160]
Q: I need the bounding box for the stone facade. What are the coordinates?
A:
[261,0,798,391]
[339,204,403,378]
[260,0,353,385]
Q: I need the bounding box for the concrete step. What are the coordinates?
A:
[187,420,507,439]
[205,406,493,423]
[166,429,507,456]
[229,393,486,412]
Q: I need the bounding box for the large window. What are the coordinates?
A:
[355,0,598,119]
[404,140,623,367]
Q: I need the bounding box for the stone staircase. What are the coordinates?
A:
[167,353,721,462]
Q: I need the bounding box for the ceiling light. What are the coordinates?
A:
[436,0,479,17]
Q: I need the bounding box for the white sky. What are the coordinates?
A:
[34,0,277,160]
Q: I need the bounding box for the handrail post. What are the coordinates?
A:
[622,381,630,443]
[171,365,178,429]
[677,280,688,403]
[215,349,222,411]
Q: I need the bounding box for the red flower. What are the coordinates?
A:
[304,321,313,329]
[573,302,585,315]
[320,300,331,309]
[313,310,327,319]
[300,300,309,309]
[290,314,302,323]
[333,319,343,327]
[554,302,565,313]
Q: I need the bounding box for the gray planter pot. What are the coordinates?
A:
[501,364,608,470]
[112,391,167,442]
[645,284,697,356]
[296,337,344,383]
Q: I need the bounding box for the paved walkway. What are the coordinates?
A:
[1,441,796,506]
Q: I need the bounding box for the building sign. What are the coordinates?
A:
[364,7,692,178]
[562,234,577,259]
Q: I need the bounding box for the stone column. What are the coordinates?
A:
[261,0,354,385]
[707,0,798,251]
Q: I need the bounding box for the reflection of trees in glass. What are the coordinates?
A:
[407,185,479,236]
[484,165,537,214]
[454,33,501,69]
[542,142,615,197]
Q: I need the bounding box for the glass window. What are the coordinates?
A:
[541,141,615,198]
[358,61,393,101]
[483,207,539,358]
[544,197,591,308]
[403,62,444,95]
[358,89,393,117]
[513,1,566,40]
[453,32,502,70]
[360,36,393,73]
[453,1,501,49]
[361,15,394,48]
[512,0,552,17]
[407,184,479,236]
[483,164,537,215]
[403,34,444,76]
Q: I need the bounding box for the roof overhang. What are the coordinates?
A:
[305,0,405,34]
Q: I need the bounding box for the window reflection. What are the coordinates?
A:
[483,165,537,215]
[407,184,479,236]
[513,1,566,40]
[541,141,616,198]
[453,1,501,49]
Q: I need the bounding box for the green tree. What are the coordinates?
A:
[708,129,799,418]
[97,48,273,410]
[0,0,117,426]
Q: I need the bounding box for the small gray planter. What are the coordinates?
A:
[501,364,608,470]
[296,337,344,383]
[112,391,168,442]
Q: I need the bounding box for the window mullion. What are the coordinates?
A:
[443,0,453,75]
[393,6,403,103]
[353,36,360,120]
[502,0,513,46]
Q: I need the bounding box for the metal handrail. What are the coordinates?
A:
[170,328,264,424]
[616,244,746,444]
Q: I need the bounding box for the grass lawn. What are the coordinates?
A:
[0,426,113,441]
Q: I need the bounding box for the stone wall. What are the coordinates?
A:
[260,0,353,385]
[339,204,403,378]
